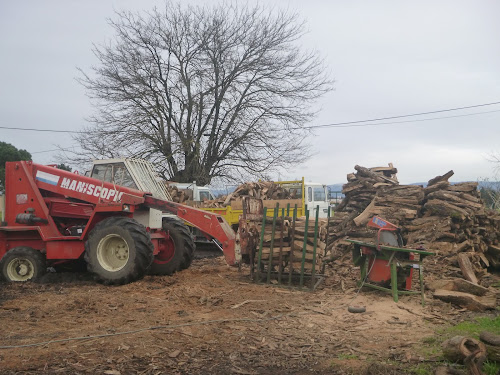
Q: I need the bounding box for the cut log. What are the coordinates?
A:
[223,193,234,206]
[426,278,489,296]
[424,199,470,218]
[292,240,323,253]
[293,235,326,250]
[369,164,398,174]
[292,251,316,260]
[457,253,478,284]
[426,191,483,210]
[448,182,479,193]
[423,181,450,195]
[480,331,500,347]
[433,289,496,311]
[455,240,471,253]
[428,170,454,186]
[354,165,398,185]
[488,244,500,256]
[441,335,486,375]
[353,199,375,226]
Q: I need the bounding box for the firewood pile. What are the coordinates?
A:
[199,181,296,208]
[257,217,327,272]
[258,218,291,264]
[290,217,327,271]
[166,185,192,204]
[327,164,500,288]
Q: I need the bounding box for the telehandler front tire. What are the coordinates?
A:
[85,217,154,285]
[149,217,195,275]
[0,247,46,282]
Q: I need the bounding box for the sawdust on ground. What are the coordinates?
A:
[0,257,473,374]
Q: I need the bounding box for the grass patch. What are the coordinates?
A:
[337,353,358,360]
[484,360,500,375]
[415,316,500,374]
[446,316,500,338]
[407,363,435,375]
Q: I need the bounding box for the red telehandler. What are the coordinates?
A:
[0,160,239,284]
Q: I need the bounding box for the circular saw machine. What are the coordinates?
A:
[348,216,434,304]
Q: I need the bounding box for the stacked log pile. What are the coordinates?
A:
[257,217,327,272]
[197,198,226,208]
[258,218,291,264]
[335,164,398,214]
[327,164,500,288]
[327,164,406,252]
[166,185,192,204]
[290,217,327,271]
[198,181,296,208]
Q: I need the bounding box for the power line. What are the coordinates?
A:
[2,100,500,135]
[303,109,500,130]
[31,146,79,154]
[0,126,81,133]
[304,100,500,129]
[28,108,499,156]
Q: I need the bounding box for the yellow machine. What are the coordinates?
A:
[201,177,329,227]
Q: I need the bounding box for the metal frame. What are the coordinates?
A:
[252,202,328,290]
[348,239,434,305]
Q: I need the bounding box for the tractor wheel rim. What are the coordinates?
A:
[154,235,175,264]
[6,258,35,281]
[97,234,130,272]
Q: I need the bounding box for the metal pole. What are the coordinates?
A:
[277,209,285,284]
[321,205,331,274]
[299,209,309,288]
[267,203,279,284]
[310,205,320,289]
[288,204,298,286]
[256,207,267,282]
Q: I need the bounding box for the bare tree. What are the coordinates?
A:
[73,2,333,185]
[479,178,500,210]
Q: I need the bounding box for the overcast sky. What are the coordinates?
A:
[1,0,499,185]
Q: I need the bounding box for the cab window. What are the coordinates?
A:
[313,187,326,201]
[113,164,137,189]
[199,191,211,201]
[91,165,113,183]
[308,187,312,202]
[91,163,138,189]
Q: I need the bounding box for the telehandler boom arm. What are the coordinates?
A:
[143,196,238,265]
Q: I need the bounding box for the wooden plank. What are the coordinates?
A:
[457,253,478,284]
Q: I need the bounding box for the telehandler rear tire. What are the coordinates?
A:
[0,247,46,282]
[85,217,154,285]
[149,217,195,275]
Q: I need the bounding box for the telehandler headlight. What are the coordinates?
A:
[123,205,130,212]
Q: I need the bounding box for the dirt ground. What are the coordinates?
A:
[0,255,494,374]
